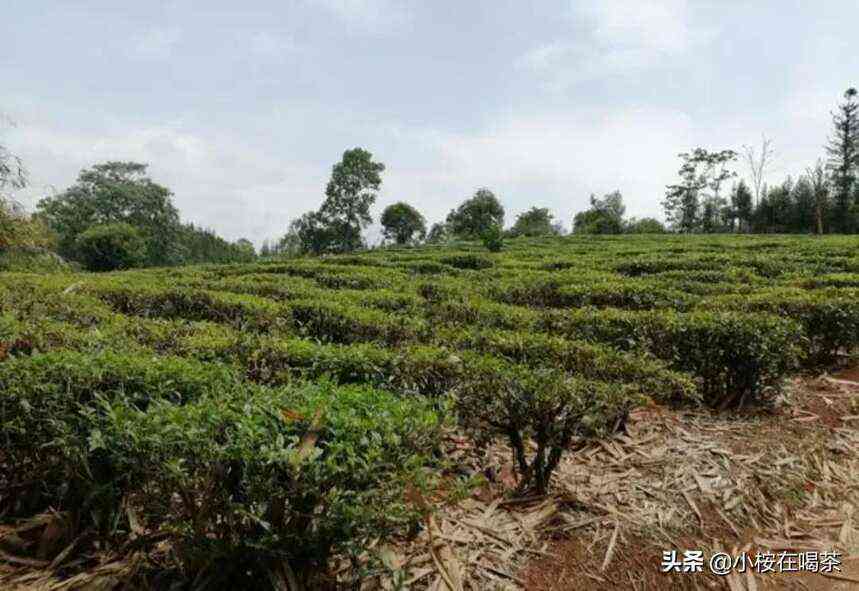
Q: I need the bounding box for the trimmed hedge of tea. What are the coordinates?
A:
[4,233,859,585]
[454,360,643,494]
[539,307,803,406]
[0,351,444,587]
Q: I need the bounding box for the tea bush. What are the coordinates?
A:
[0,351,244,518]
[4,233,859,584]
[455,360,642,494]
[540,308,803,407]
[0,351,444,586]
[99,381,444,587]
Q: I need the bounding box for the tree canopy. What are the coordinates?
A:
[446,188,504,239]
[380,202,426,244]
[625,217,666,234]
[573,191,627,234]
[292,148,386,254]
[508,207,560,237]
[426,222,448,244]
[662,149,737,233]
[37,162,181,266]
[76,222,147,272]
[826,88,859,232]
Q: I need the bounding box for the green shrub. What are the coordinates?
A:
[290,299,426,344]
[489,278,694,310]
[76,223,147,272]
[99,381,444,587]
[703,288,859,365]
[439,253,494,270]
[91,285,288,332]
[0,248,70,273]
[480,223,504,252]
[403,260,455,275]
[540,308,803,407]
[0,351,445,586]
[455,360,642,494]
[440,328,697,404]
[798,273,859,289]
[425,297,539,330]
[0,351,243,519]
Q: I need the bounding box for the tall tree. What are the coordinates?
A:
[290,210,334,255]
[318,148,385,252]
[0,118,41,251]
[807,160,830,236]
[573,191,626,234]
[700,195,730,233]
[731,181,753,232]
[508,207,559,237]
[380,202,426,244]
[790,177,816,233]
[426,222,448,244]
[663,148,737,233]
[37,162,181,265]
[826,88,859,232]
[0,117,26,198]
[445,188,505,238]
[743,135,775,209]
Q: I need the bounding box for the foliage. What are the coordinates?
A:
[426,222,449,244]
[177,223,257,264]
[380,201,426,244]
[445,188,504,239]
[5,233,859,583]
[0,128,58,265]
[439,253,494,270]
[37,162,182,266]
[456,362,642,494]
[625,217,666,234]
[480,222,504,252]
[508,207,559,237]
[826,88,859,232]
[76,223,147,271]
[287,148,385,255]
[0,351,444,586]
[731,180,754,232]
[663,148,737,233]
[540,307,803,407]
[573,191,626,234]
[0,198,56,253]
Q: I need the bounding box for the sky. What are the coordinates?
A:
[2,0,857,245]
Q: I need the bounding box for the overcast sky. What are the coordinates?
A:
[2,1,857,244]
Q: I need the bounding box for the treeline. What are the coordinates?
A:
[662,87,859,235]
[3,86,859,269]
[262,148,664,257]
[0,161,256,271]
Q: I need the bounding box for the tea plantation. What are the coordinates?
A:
[2,234,859,587]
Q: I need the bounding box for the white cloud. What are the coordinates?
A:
[312,0,412,34]
[248,31,300,59]
[577,0,691,54]
[378,106,695,227]
[517,0,713,87]
[6,122,324,245]
[128,26,182,60]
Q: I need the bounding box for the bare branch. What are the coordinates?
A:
[742,134,775,208]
